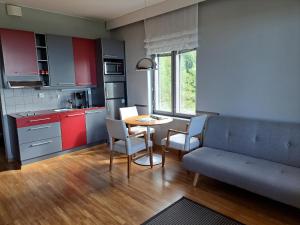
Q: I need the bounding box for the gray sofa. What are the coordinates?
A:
[182,116,300,208]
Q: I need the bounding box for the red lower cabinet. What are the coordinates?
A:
[60,111,87,150]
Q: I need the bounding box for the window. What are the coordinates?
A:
[153,49,196,117]
[154,54,172,112]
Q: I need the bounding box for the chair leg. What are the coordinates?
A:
[127,155,132,179]
[150,147,153,168]
[178,151,181,160]
[193,173,199,187]
[109,150,113,171]
[151,133,156,145]
[162,146,166,167]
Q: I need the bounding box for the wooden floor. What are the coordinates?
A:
[0,145,299,225]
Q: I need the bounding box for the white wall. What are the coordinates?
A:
[196,0,300,122]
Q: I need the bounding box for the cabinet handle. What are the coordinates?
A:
[29,118,51,123]
[29,126,51,131]
[104,87,108,98]
[86,111,102,114]
[30,140,53,147]
[66,113,84,117]
[58,83,75,85]
[104,55,118,58]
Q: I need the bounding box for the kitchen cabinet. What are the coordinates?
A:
[73,38,97,86]
[60,110,87,150]
[0,29,38,76]
[18,122,62,161]
[101,39,125,59]
[85,109,107,144]
[15,115,62,163]
[47,35,75,87]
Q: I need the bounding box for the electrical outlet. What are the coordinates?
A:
[38,93,45,98]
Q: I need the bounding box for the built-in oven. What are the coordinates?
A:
[104,59,124,75]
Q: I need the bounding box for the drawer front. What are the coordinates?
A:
[16,114,60,128]
[20,137,62,161]
[17,122,61,144]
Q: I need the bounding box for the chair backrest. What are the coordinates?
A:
[120,106,138,120]
[188,115,208,137]
[106,118,128,140]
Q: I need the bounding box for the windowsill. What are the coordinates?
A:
[152,113,190,121]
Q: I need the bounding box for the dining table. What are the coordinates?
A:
[124,114,173,166]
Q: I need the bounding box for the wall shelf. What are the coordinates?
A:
[35,34,49,86]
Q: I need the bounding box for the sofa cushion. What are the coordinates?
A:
[203,116,300,168]
[183,147,300,208]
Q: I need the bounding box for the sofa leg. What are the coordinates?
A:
[193,173,199,187]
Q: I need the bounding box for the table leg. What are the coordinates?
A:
[134,126,162,166]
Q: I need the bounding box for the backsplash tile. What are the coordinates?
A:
[3,88,86,115]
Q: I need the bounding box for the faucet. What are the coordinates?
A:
[66,99,73,109]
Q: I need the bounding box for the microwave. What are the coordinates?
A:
[104,61,124,75]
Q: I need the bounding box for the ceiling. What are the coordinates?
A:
[0,0,167,20]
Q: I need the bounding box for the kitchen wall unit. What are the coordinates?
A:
[35,34,50,86]
[73,38,97,86]
[0,29,39,76]
[8,107,107,164]
[96,38,127,119]
[47,35,76,87]
[101,38,125,59]
[85,108,107,144]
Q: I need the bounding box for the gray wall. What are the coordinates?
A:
[197,0,300,122]
[0,3,109,39]
[111,0,300,123]
[111,0,300,143]
[111,22,150,113]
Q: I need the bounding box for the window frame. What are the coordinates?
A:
[152,49,197,118]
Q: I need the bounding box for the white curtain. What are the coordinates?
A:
[144,5,198,55]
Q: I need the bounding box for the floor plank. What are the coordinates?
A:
[0,145,299,225]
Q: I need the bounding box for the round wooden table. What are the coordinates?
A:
[124,115,173,166]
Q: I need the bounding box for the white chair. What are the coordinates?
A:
[119,106,155,138]
[106,118,153,178]
[161,115,208,167]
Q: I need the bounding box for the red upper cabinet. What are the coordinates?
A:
[0,29,38,76]
[72,37,97,86]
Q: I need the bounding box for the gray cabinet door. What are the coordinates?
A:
[101,39,125,59]
[86,109,107,144]
[47,35,75,87]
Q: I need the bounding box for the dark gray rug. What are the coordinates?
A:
[142,197,244,225]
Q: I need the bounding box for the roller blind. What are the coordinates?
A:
[144,5,198,55]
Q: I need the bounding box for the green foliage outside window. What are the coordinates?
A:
[157,55,172,112]
[155,50,196,115]
[179,51,196,114]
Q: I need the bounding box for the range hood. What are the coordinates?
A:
[5,75,43,88]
